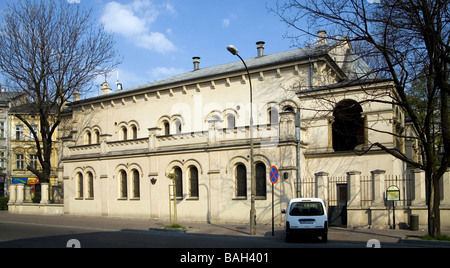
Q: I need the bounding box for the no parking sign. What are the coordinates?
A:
[269,166,279,236]
[269,166,278,184]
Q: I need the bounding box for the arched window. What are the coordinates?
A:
[94,130,100,144]
[174,119,182,134]
[189,166,199,198]
[163,121,170,136]
[226,114,235,130]
[256,162,267,198]
[269,107,279,125]
[85,131,92,145]
[119,170,127,198]
[332,99,365,152]
[283,106,294,112]
[235,164,247,198]
[131,125,138,140]
[174,167,183,198]
[87,172,94,198]
[132,169,140,198]
[76,172,84,198]
[121,127,128,141]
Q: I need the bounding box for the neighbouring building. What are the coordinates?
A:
[7,102,62,204]
[59,33,449,228]
[0,91,25,197]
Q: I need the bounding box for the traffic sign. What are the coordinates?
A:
[269,165,279,236]
[270,166,279,184]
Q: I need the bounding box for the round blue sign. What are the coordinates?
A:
[270,166,279,184]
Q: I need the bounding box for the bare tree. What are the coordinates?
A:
[272,0,449,237]
[0,0,119,184]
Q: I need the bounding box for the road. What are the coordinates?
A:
[1,214,446,266]
[0,219,412,249]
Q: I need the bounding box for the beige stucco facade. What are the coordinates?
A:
[59,37,448,228]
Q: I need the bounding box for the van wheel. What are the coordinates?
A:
[322,234,328,243]
[285,233,292,243]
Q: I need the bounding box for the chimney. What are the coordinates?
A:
[318,30,327,46]
[116,71,123,91]
[100,81,112,95]
[73,90,80,102]
[256,41,265,57]
[117,82,123,91]
[193,57,200,71]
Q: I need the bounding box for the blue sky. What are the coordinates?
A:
[1,0,303,97]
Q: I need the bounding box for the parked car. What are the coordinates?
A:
[282,198,328,242]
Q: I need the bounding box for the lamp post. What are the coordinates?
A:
[227,45,256,235]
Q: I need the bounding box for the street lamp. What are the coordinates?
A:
[227,45,256,235]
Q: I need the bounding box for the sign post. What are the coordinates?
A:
[269,166,279,236]
[386,185,400,230]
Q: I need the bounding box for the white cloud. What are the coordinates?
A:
[222,13,236,28]
[67,0,81,3]
[101,1,176,54]
[222,18,231,27]
[165,3,177,16]
[148,67,185,81]
[139,32,176,53]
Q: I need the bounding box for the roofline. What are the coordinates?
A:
[70,45,344,107]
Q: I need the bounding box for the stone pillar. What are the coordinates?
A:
[208,119,222,145]
[62,137,75,158]
[63,177,70,214]
[279,111,296,140]
[347,171,362,227]
[100,134,112,156]
[412,169,426,206]
[315,172,329,207]
[16,184,24,204]
[40,183,49,204]
[148,128,161,151]
[371,169,386,207]
[347,171,361,207]
[24,185,32,203]
[52,185,62,204]
[8,184,17,204]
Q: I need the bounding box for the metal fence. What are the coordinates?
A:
[298,173,413,207]
[328,176,347,207]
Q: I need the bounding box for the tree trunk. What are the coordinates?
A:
[427,172,441,237]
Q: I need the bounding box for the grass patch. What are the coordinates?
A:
[164,224,187,230]
[421,234,450,241]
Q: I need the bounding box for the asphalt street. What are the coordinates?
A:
[1,212,449,250]
[0,219,373,248]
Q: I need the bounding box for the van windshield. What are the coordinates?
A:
[289,202,324,216]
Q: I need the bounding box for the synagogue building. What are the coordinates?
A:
[59,33,450,228]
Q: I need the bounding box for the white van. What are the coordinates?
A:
[282,198,328,242]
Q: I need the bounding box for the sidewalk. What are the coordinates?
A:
[0,211,278,237]
[1,211,449,247]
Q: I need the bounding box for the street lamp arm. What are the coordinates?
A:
[235,55,253,113]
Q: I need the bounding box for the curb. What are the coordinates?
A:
[148,227,187,234]
[148,227,198,234]
[399,237,450,248]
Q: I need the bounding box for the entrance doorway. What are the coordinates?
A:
[328,184,348,227]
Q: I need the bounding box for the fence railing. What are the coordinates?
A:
[298,172,414,207]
